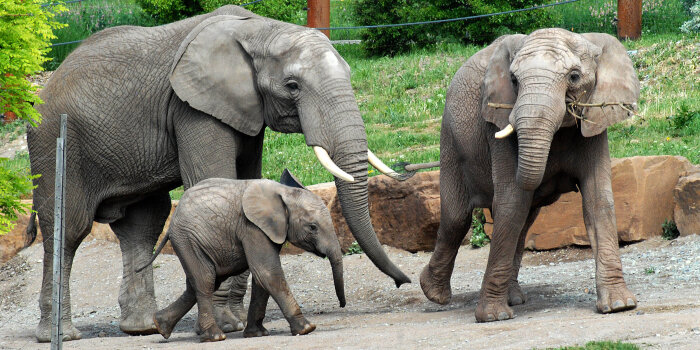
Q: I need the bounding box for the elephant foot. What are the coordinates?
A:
[508,281,527,306]
[153,310,176,339]
[291,322,316,336]
[228,300,248,325]
[244,324,270,338]
[419,265,452,305]
[596,283,637,314]
[475,298,514,323]
[195,305,244,334]
[36,319,82,342]
[119,308,158,335]
[200,325,226,342]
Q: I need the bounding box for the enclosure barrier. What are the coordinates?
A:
[51,113,67,350]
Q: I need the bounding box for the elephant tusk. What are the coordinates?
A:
[313,146,356,183]
[495,124,515,139]
[367,150,402,179]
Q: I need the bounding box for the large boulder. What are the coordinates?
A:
[484,156,698,250]
[310,170,441,253]
[674,170,700,236]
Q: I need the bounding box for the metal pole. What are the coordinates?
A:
[51,114,67,350]
[617,0,642,40]
[307,0,330,38]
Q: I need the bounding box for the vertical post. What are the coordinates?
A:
[617,0,642,40]
[307,0,330,38]
[51,114,67,350]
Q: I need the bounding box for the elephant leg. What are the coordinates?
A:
[153,279,197,339]
[243,276,271,338]
[475,184,533,322]
[508,207,540,306]
[420,149,472,305]
[36,204,92,342]
[192,272,226,342]
[578,150,636,313]
[207,273,247,333]
[110,192,171,335]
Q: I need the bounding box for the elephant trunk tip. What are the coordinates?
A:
[394,274,412,288]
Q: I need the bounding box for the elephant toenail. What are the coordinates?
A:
[602,305,611,313]
[612,300,625,309]
[486,314,495,321]
[497,312,510,320]
[626,298,636,306]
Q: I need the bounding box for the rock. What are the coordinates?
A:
[674,170,700,236]
[484,156,698,250]
[0,212,31,264]
[516,156,697,250]
[308,171,440,253]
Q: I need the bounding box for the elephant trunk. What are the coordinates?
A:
[316,94,411,287]
[326,245,346,308]
[513,89,562,191]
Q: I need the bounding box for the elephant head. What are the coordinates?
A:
[242,180,346,307]
[169,13,410,286]
[481,29,639,190]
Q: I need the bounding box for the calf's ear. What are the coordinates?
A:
[242,182,287,244]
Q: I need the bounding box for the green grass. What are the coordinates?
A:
[537,340,640,350]
[554,0,690,35]
[45,0,157,70]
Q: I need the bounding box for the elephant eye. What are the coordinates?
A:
[569,71,581,84]
[307,223,318,232]
[285,81,300,91]
[510,73,518,86]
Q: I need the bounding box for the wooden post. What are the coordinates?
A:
[617,0,642,40]
[307,0,330,38]
[51,114,67,350]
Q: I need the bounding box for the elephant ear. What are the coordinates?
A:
[580,33,640,137]
[170,15,264,137]
[480,34,526,130]
[242,181,287,244]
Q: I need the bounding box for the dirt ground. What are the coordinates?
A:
[0,235,699,350]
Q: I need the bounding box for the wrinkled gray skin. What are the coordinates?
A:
[137,178,345,342]
[27,5,408,342]
[419,29,640,322]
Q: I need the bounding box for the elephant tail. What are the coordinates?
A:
[25,211,38,248]
[135,229,171,273]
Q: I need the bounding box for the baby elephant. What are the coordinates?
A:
[137,177,345,342]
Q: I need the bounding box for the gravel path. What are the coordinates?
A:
[1,235,699,349]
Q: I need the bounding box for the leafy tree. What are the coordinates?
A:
[136,0,306,25]
[0,0,63,234]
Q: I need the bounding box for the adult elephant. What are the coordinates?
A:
[27,5,409,342]
[419,29,639,322]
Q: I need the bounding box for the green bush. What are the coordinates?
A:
[661,219,680,240]
[353,0,559,56]
[137,0,306,25]
[1,0,61,235]
[345,241,364,255]
[680,0,700,33]
[469,208,490,248]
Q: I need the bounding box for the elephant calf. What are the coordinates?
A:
[138,178,345,342]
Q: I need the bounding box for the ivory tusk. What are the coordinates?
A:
[313,146,355,183]
[367,150,401,178]
[495,124,514,139]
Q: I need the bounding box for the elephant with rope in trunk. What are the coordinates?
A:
[26,5,408,342]
[399,29,640,322]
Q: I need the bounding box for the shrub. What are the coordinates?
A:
[0,0,61,235]
[470,208,490,248]
[136,0,306,25]
[680,0,700,33]
[353,0,559,56]
[345,241,364,255]
[661,219,680,240]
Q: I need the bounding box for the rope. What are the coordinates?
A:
[313,0,581,30]
[41,0,84,8]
